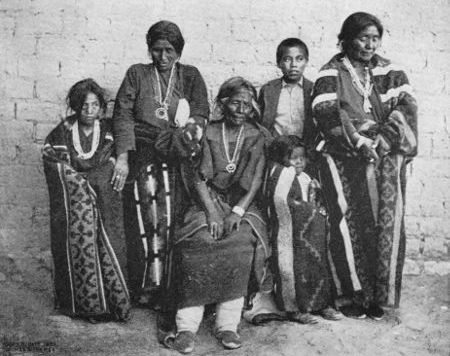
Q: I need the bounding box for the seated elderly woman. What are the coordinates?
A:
[43,79,130,323]
[162,77,270,354]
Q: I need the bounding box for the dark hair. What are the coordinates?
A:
[276,37,309,63]
[268,135,305,164]
[66,78,106,116]
[146,20,185,55]
[338,12,383,53]
[215,76,260,122]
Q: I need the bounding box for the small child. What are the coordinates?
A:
[268,135,342,322]
[259,38,315,144]
[245,135,342,324]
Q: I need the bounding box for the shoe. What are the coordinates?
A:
[316,307,344,321]
[340,304,367,319]
[366,304,384,320]
[216,330,242,349]
[287,312,319,324]
[172,331,195,354]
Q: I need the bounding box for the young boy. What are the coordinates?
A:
[259,38,315,145]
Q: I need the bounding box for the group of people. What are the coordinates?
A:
[43,11,417,354]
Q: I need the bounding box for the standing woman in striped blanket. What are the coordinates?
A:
[311,12,417,319]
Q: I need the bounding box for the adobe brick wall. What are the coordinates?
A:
[0,0,448,291]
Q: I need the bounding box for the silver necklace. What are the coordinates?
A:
[154,64,176,121]
[343,56,373,113]
[222,122,244,173]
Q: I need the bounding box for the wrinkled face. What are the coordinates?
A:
[347,25,381,63]
[284,146,306,175]
[79,92,100,127]
[150,39,179,72]
[223,89,253,127]
[278,46,308,83]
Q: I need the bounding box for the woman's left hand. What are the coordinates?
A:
[223,212,242,235]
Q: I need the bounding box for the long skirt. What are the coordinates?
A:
[172,192,269,308]
[319,153,408,307]
[44,160,130,320]
[156,189,269,342]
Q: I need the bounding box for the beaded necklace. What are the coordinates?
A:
[72,119,100,160]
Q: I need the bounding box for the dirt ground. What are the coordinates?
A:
[0,275,448,356]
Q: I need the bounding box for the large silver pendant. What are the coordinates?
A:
[226,163,236,173]
[155,107,168,121]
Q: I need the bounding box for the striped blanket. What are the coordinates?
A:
[266,164,332,312]
[43,157,130,320]
[312,53,418,307]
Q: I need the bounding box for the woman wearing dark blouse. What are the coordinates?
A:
[112,21,209,303]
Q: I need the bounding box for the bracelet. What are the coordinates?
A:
[232,205,245,217]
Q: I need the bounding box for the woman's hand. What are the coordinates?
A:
[181,122,203,157]
[111,153,129,192]
[373,134,391,157]
[183,121,203,142]
[223,212,242,235]
[207,211,224,240]
[355,135,379,162]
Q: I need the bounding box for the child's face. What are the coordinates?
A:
[284,146,306,175]
[79,92,101,127]
[278,46,308,83]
